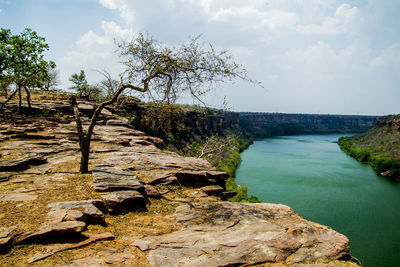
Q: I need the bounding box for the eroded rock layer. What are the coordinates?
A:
[0,92,359,266]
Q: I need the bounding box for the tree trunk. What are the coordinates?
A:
[79,139,90,173]
[1,89,17,109]
[72,84,148,174]
[24,87,31,109]
[17,86,22,113]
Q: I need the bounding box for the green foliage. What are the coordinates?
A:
[339,136,399,179]
[370,155,392,172]
[69,70,103,100]
[178,130,260,203]
[390,162,400,177]
[0,28,55,108]
[69,70,88,97]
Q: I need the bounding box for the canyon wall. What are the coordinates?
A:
[239,112,378,137]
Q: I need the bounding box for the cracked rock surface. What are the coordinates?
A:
[0,92,359,266]
[134,202,355,267]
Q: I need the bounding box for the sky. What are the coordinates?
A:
[1,0,399,115]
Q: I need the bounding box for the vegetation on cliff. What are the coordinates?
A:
[339,115,400,179]
[118,101,261,202]
[178,131,261,202]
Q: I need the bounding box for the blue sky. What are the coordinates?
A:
[1,0,399,115]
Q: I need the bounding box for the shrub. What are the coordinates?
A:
[390,162,400,177]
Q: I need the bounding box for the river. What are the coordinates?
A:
[235,134,400,267]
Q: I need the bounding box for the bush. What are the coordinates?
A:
[339,136,400,179]
[370,155,392,172]
[390,162,400,177]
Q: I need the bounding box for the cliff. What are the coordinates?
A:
[239,112,378,137]
[339,115,400,179]
[0,91,359,266]
[116,104,379,152]
[117,102,240,144]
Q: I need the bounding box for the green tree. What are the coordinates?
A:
[0,28,55,111]
[69,70,88,97]
[70,70,102,100]
[72,33,257,173]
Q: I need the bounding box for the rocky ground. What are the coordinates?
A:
[0,91,360,266]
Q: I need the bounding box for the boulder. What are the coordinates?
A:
[144,185,162,199]
[133,202,355,267]
[200,185,225,196]
[100,190,147,215]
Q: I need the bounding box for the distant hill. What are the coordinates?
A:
[339,115,400,180]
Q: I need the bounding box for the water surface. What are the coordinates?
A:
[235,134,400,267]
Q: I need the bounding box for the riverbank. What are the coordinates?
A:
[338,115,400,180]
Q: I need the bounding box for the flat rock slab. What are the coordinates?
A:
[27,232,115,264]
[0,172,12,182]
[100,190,146,215]
[0,228,14,250]
[92,164,144,192]
[102,150,213,171]
[0,155,47,172]
[48,200,106,225]
[0,191,38,202]
[133,202,353,267]
[27,221,86,241]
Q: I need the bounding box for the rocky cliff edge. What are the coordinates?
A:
[0,92,359,266]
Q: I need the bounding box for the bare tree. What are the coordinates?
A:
[95,69,121,98]
[72,33,257,173]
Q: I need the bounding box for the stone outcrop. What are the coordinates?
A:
[0,92,359,266]
[134,202,358,267]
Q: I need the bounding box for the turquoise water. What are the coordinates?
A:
[235,134,400,267]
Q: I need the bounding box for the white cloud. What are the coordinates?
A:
[59,20,134,88]
[296,4,358,35]
[99,0,135,25]
[369,43,400,70]
[54,0,400,114]
[210,7,299,31]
